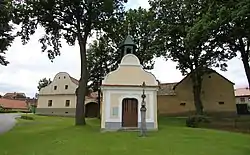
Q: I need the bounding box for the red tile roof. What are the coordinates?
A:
[235,88,250,97]
[0,98,28,109]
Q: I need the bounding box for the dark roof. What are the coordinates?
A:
[70,76,79,85]
[173,69,234,90]
[157,83,178,96]
[3,92,26,98]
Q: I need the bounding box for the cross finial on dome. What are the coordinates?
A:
[127,22,131,35]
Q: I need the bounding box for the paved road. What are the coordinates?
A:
[0,113,21,134]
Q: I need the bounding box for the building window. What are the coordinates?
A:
[54,86,57,90]
[64,76,66,79]
[65,112,68,114]
[218,101,224,105]
[59,77,60,79]
[65,100,70,107]
[180,102,186,106]
[240,97,245,102]
[112,107,119,116]
[65,85,68,89]
[48,100,52,107]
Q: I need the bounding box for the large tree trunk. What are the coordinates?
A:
[241,53,250,88]
[191,70,204,115]
[75,36,88,126]
[239,39,250,88]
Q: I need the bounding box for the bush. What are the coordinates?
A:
[0,110,19,113]
[20,115,34,120]
[186,115,210,128]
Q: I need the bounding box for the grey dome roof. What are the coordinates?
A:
[119,35,136,48]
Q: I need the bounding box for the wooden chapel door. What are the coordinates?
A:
[122,98,138,127]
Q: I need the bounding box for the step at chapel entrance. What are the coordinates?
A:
[122,98,138,127]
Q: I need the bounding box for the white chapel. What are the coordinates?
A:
[100,35,159,131]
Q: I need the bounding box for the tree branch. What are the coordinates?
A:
[246,39,250,53]
[239,38,246,53]
[59,25,76,34]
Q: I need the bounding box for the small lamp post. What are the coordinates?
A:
[140,81,147,137]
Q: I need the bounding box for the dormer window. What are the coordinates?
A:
[54,86,57,90]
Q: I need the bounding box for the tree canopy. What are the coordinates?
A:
[0,0,15,66]
[14,0,127,125]
[37,77,52,91]
[86,7,158,90]
[150,0,234,114]
[190,0,250,87]
[86,38,115,91]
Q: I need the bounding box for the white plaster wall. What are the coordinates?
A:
[37,95,76,108]
[236,96,250,105]
[103,87,158,124]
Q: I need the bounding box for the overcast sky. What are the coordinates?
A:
[0,0,248,97]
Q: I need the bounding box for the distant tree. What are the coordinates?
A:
[150,0,234,115]
[35,93,39,99]
[0,105,3,112]
[0,0,15,66]
[15,93,26,99]
[87,38,115,91]
[87,7,158,90]
[14,0,127,125]
[37,78,52,91]
[0,94,2,98]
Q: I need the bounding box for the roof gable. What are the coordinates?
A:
[103,54,158,86]
[173,69,234,90]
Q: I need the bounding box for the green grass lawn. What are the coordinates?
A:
[0,115,250,155]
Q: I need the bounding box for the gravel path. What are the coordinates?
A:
[0,113,21,134]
